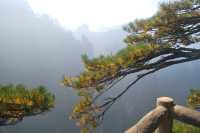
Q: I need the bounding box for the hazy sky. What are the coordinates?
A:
[26,0,164,31]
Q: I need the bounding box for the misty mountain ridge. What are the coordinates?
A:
[0,0,85,85]
[73,25,127,56]
[0,0,127,86]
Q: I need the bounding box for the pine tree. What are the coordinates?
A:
[62,1,200,132]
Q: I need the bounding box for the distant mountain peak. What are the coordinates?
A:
[76,25,90,33]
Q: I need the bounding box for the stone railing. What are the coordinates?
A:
[125,97,200,133]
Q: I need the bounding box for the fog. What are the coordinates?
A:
[0,0,127,86]
[1,1,200,133]
[0,0,92,132]
[0,0,95,85]
[0,1,127,132]
[73,25,127,56]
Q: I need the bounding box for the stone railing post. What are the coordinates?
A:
[155,97,175,133]
[125,96,200,133]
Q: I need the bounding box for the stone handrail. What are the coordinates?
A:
[125,97,200,133]
[173,105,200,127]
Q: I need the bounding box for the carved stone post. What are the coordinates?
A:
[155,97,175,133]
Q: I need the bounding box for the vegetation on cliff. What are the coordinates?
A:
[0,84,55,125]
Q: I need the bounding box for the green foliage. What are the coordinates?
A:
[187,89,200,108]
[62,44,167,89]
[62,0,200,92]
[70,94,99,133]
[62,0,200,94]
[173,89,200,133]
[173,120,200,133]
[0,84,55,120]
[124,0,200,45]
[62,0,200,132]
